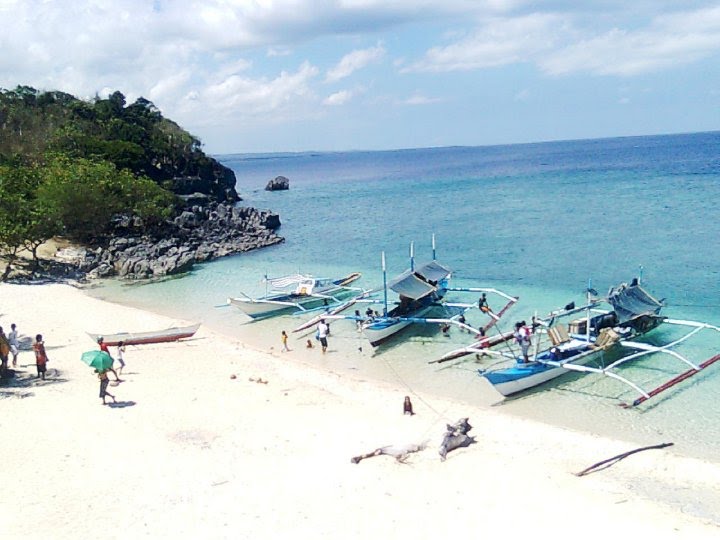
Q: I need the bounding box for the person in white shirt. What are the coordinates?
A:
[8,323,19,367]
[317,319,329,353]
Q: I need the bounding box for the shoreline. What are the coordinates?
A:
[2,282,719,537]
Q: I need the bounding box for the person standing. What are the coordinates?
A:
[115,341,126,375]
[32,334,48,380]
[0,327,9,375]
[8,323,19,367]
[281,331,290,352]
[513,321,532,363]
[317,319,329,354]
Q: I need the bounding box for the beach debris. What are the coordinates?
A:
[248,377,268,384]
[575,442,674,476]
[439,417,475,461]
[351,442,428,464]
[230,374,237,379]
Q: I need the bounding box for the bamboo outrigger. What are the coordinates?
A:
[439,276,720,407]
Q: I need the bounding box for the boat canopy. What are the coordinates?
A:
[265,274,311,289]
[388,260,451,300]
[607,282,664,324]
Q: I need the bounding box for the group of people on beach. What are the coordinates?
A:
[281,318,331,355]
[0,322,128,404]
[0,323,51,380]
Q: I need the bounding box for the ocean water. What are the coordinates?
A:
[88,131,720,462]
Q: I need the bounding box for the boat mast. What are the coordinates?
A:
[382,251,388,317]
[638,265,644,285]
[586,278,592,343]
[432,233,436,261]
[410,241,415,272]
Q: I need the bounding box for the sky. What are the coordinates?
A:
[1,0,719,153]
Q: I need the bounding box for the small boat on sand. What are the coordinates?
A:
[87,323,201,346]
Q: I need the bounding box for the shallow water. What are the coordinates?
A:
[88,131,720,462]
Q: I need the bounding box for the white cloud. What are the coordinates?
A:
[540,6,720,76]
[189,61,320,120]
[326,45,385,83]
[398,93,442,105]
[403,14,566,72]
[324,89,354,105]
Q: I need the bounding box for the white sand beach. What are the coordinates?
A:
[1,282,719,539]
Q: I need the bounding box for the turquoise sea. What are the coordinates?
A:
[89,131,720,462]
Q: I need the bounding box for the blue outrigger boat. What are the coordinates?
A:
[475,278,720,406]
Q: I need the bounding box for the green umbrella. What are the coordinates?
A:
[80,350,113,371]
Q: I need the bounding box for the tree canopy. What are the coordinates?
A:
[0,85,218,276]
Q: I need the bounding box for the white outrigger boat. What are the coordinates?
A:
[293,236,518,347]
[227,272,363,320]
[471,278,720,406]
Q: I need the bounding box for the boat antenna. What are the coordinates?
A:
[410,241,415,272]
[432,233,436,261]
[586,278,592,343]
[382,251,388,317]
[638,265,644,285]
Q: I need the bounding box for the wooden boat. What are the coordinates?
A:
[87,322,201,346]
[293,236,517,348]
[477,279,720,406]
[228,272,362,320]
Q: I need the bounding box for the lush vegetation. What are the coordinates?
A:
[0,85,219,278]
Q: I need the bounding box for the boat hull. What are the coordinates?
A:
[87,323,201,347]
[483,346,602,397]
[229,273,361,320]
[364,305,434,347]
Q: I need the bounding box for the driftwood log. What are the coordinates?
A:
[575,442,674,476]
[351,442,427,464]
[439,417,475,461]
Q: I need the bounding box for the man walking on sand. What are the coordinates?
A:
[317,319,329,354]
[9,323,19,367]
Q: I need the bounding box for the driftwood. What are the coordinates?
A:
[351,442,427,464]
[575,442,674,477]
[351,417,476,464]
[439,417,475,461]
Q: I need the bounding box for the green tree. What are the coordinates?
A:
[36,155,175,241]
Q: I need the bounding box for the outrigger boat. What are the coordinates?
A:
[466,278,720,406]
[227,272,363,320]
[293,236,518,347]
[87,322,201,346]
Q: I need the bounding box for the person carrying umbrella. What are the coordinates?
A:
[97,368,116,405]
[80,349,117,405]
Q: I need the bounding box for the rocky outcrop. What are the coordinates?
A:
[63,202,283,280]
[265,175,290,191]
[168,159,240,203]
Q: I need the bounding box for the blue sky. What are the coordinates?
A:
[1,0,719,153]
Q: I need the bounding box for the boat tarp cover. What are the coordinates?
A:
[266,274,310,289]
[607,283,664,323]
[415,260,451,283]
[387,261,451,300]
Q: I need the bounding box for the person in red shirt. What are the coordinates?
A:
[97,337,121,382]
[33,334,48,380]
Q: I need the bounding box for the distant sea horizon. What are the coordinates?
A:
[91,129,720,463]
[213,128,720,159]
